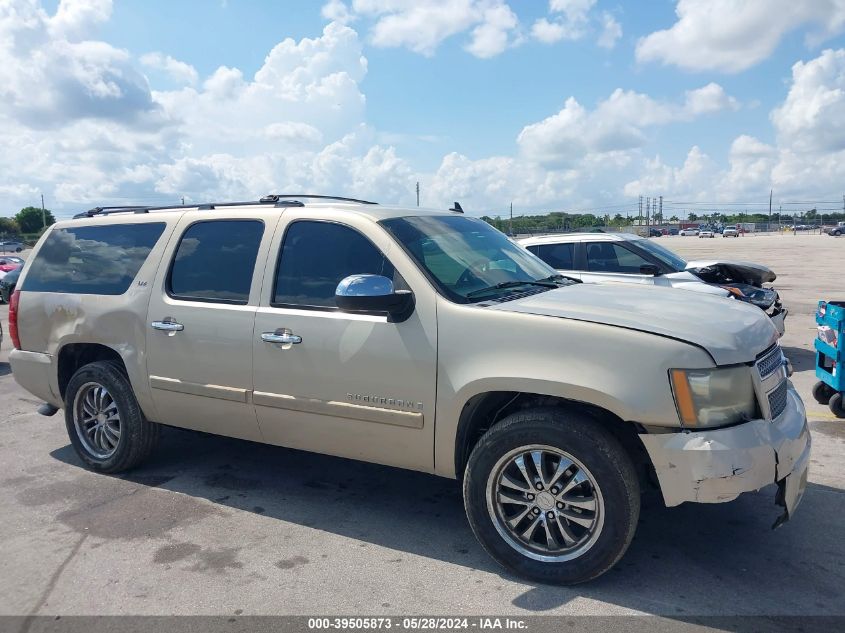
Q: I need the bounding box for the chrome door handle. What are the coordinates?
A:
[261,329,302,345]
[151,320,184,332]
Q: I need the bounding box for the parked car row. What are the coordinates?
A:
[7,195,808,586]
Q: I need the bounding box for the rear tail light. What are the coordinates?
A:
[9,289,20,349]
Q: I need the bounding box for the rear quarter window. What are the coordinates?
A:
[22,223,166,295]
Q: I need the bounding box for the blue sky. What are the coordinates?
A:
[4,1,845,218]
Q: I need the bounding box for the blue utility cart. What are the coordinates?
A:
[813,300,845,418]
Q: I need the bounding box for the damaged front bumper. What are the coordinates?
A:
[639,383,810,524]
[768,300,787,337]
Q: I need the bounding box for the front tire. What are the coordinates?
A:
[463,407,640,585]
[64,361,160,473]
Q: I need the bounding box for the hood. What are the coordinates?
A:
[488,283,778,365]
[685,260,776,285]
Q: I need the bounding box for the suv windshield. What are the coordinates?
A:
[635,238,687,272]
[381,215,562,303]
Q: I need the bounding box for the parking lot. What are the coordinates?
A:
[0,233,843,618]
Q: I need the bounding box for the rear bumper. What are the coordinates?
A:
[639,384,810,520]
[9,349,62,408]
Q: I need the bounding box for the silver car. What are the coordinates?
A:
[0,240,24,253]
[519,232,787,335]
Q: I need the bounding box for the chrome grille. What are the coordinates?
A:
[767,380,788,420]
[756,344,784,379]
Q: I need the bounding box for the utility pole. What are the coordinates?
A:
[658,195,663,225]
[638,195,643,225]
[40,194,46,230]
[646,197,650,230]
[416,182,420,207]
[768,189,772,232]
[181,196,185,206]
[509,202,513,236]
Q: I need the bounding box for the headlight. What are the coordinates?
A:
[669,366,757,428]
[721,284,777,309]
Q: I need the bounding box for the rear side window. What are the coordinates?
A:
[532,243,575,269]
[168,220,264,305]
[273,221,394,309]
[22,223,165,295]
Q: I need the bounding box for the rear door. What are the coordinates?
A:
[580,241,656,286]
[525,242,581,280]
[251,211,438,472]
[145,210,279,441]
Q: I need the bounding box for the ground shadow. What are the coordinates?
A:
[46,427,845,617]
[782,346,817,372]
[0,362,11,377]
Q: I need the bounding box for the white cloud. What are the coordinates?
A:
[596,11,621,49]
[49,0,111,40]
[531,19,567,44]
[623,48,845,202]
[140,52,199,86]
[683,83,739,115]
[517,85,739,166]
[623,146,719,199]
[321,0,354,24]
[0,5,397,214]
[465,3,519,58]
[770,48,845,153]
[0,0,159,129]
[5,1,845,221]
[531,0,598,45]
[636,0,845,73]
[327,0,521,58]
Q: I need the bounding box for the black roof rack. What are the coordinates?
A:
[73,194,376,219]
[259,194,378,205]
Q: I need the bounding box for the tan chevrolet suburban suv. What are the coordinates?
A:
[9,195,810,584]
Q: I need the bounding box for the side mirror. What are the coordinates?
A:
[335,274,414,322]
[639,263,660,276]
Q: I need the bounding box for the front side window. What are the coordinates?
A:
[273,221,394,309]
[585,242,651,273]
[168,220,264,304]
[22,223,165,295]
[381,215,560,303]
[634,239,687,272]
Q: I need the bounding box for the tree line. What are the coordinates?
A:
[0,207,57,237]
[481,209,845,234]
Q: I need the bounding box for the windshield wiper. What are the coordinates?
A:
[466,279,559,298]
[539,273,579,284]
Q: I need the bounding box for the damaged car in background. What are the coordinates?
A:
[519,232,787,335]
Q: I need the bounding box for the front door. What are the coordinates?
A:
[252,214,438,472]
[580,241,656,286]
[145,212,277,441]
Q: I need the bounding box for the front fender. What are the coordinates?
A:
[432,297,714,478]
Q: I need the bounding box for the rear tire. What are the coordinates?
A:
[64,361,159,473]
[830,393,845,419]
[463,407,640,585]
[812,381,835,405]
